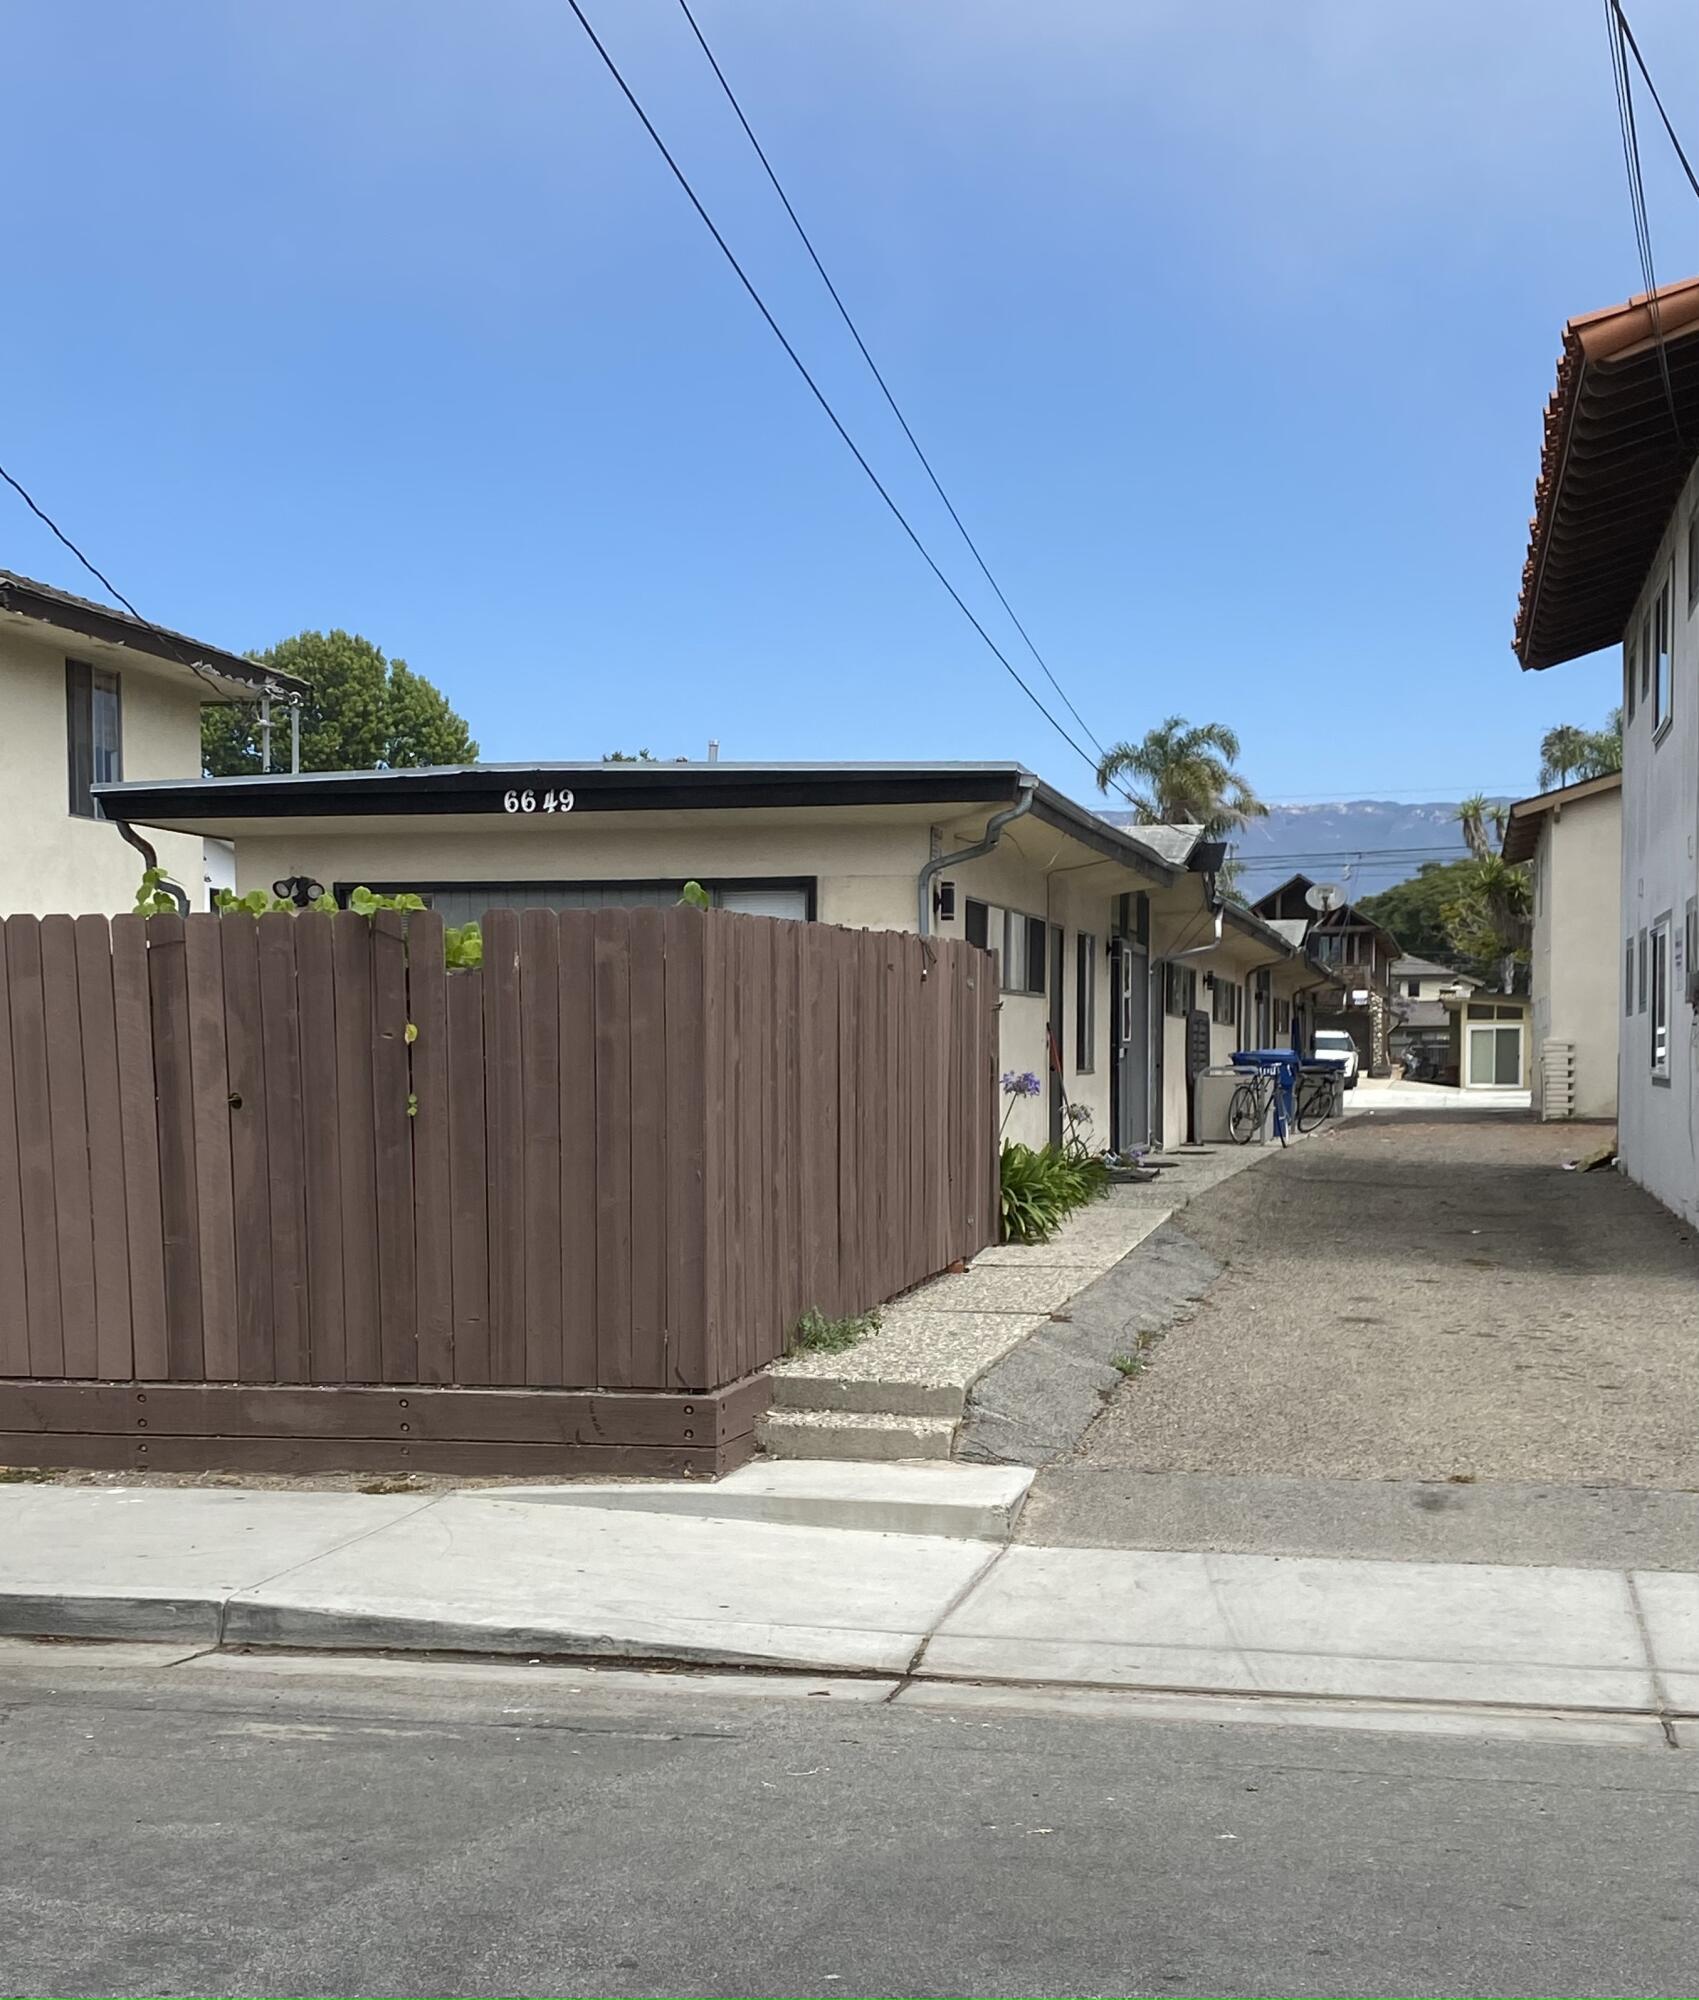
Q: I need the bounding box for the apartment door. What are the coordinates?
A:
[1110,937,1150,1153]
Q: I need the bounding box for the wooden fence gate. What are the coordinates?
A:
[0,907,997,1475]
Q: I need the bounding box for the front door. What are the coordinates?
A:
[1110,938,1151,1153]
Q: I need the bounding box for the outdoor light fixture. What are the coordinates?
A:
[273,876,325,908]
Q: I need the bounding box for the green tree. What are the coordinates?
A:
[1095,716,1268,839]
[1538,709,1622,789]
[602,749,659,763]
[201,630,477,776]
[1359,859,1480,966]
[1441,854,1531,995]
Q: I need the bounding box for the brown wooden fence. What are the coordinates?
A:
[0,908,997,1475]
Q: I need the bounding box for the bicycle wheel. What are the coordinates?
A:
[1227,1082,1261,1144]
[1295,1077,1329,1133]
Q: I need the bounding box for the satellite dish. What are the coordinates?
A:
[1305,881,1343,914]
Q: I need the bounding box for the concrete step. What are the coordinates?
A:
[767,1373,965,1419]
[479,1460,1033,1541]
[758,1407,957,1462]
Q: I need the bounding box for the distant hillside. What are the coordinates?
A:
[1100,799,1512,899]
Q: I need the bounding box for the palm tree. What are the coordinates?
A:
[1539,712,1622,788]
[1095,716,1268,839]
[1455,794,1507,863]
[1538,724,1591,790]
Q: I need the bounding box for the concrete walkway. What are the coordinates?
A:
[3,1477,1693,1739]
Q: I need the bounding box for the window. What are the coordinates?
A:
[1406,978,1421,998]
[66,661,121,817]
[1638,927,1648,1013]
[1655,574,1674,736]
[1626,937,1636,1016]
[1075,933,1097,1072]
[1164,962,1196,1018]
[1210,977,1239,1028]
[1273,996,1291,1037]
[1642,608,1653,703]
[1626,630,1637,721]
[963,898,1044,995]
[1650,917,1671,1079]
[1687,515,1699,613]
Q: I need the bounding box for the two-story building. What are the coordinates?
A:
[1502,773,1622,1122]
[1514,278,1698,1222]
[93,758,1322,1153]
[1251,873,1398,1076]
[1389,954,1480,1079]
[0,571,305,917]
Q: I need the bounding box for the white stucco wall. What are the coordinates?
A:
[1531,787,1621,1121]
[1618,479,1699,1223]
[0,619,206,917]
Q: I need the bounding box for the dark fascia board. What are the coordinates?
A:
[0,572,306,698]
[91,760,1179,882]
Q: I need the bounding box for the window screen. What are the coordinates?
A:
[66,661,121,817]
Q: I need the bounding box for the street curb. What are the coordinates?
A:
[0,1590,222,1644]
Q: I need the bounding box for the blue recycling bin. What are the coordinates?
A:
[1232,1048,1301,1139]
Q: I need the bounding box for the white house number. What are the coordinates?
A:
[501,788,574,814]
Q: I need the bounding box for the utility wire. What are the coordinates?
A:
[1605,1,1682,440]
[0,456,278,708]
[670,0,1120,782]
[1611,1,1699,202]
[559,0,1106,779]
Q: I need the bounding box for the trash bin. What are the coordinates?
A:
[1231,1049,1302,1140]
[1195,1065,1265,1143]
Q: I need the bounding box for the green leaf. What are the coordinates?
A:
[403,1021,418,1045]
[678,880,711,911]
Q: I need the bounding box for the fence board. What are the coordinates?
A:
[38,918,95,1376]
[73,916,133,1380]
[370,910,417,1383]
[627,906,667,1389]
[109,916,166,1376]
[482,908,524,1386]
[256,917,308,1383]
[331,913,380,1382]
[219,918,273,1384]
[293,912,345,1383]
[446,962,489,1384]
[699,912,728,1389]
[183,915,237,1379]
[519,909,562,1387]
[146,915,201,1380]
[407,913,453,1385]
[557,911,597,1389]
[661,907,706,1390]
[592,907,634,1386]
[0,925,33,1376]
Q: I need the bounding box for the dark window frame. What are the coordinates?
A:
[1654,571,1675,740]
[1074,932,1097,1073]
[65,658,122,819]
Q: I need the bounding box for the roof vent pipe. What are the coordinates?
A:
[917,779,1036,936]
[707,739,720,764]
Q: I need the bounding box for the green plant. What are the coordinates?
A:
[790,1305,882,1355]
[200,878,483,971]
[1110,1352,1142,1377]
[999,1140,1110,1245]
[678,880,711,911]
[0,1465,57,1483]
[132,866,181,916]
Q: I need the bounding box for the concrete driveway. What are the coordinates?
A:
[1025,1113,1699,1568]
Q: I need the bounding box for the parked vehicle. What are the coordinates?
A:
[1311,1028,1360,1088]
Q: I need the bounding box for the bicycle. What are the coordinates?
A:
[1294,1067,1339,1133]
[1227,1062,1289,1146]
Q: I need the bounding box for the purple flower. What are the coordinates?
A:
[1001,1069,1043,1098]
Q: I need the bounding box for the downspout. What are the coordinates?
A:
[111,818,190,916]
[917,778,1037,935]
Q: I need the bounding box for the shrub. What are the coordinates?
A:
[999,1140,1109,1245]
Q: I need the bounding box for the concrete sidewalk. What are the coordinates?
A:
[2,1475,1693,1729]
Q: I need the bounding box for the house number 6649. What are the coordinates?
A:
[502,788,574,813]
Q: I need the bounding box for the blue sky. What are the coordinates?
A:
[1,0,1686,804]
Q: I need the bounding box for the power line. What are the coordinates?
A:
[558,0,1106,779]
[1611,1,1699,203]
[0,455,259,707]
[1604,1,1682,441]
[669,0,1121,783]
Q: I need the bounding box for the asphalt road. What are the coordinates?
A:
[2,1648,1694,1999]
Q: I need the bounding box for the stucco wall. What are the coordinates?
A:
[1618,476,1699,1223]
[1533,788,1621,1120]
[0,622,206,917]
